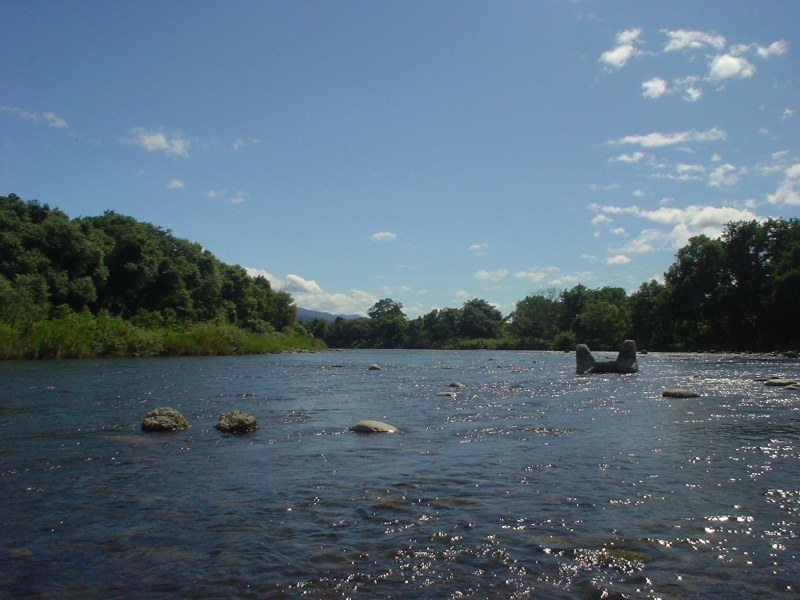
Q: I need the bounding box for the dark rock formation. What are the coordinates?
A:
[662,388,700,398]
[576,340,638,374]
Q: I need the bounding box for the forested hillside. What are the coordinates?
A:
[311,219,800,352]
[0,194,319,358]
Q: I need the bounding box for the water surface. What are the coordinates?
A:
[1,350,798,598]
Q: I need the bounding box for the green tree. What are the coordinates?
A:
[458,298,504,339]
[367,298,408,348]
[509,289,560,348]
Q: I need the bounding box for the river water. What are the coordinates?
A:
[1,349,798,598]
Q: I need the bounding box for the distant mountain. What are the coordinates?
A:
[296,307,363,323]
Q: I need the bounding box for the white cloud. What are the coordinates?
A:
[599,28,645,70]
[610,227,627,236]
[281,274,323,294]
[767,163,800,206]
[515,266,558,283]
[708,53,756,82]
[246,268,376,315]
[663,29,726,52]
[228,192,247,204]
[129,127,190,158]
[455,290,471,300]
[591,214,612,225]
[369,231,397,242]
[606,254,632,265]
[595,203,759,253]
[475,269,509,282]
[167,179,185,190]
[611,151,647,163]
[469,242,488,255]
[755,40,788,58]
[608,127,726,148]
[1,105,69,128]
[642,77,667,99]
[708,163,741,188]
[782,108,795,120]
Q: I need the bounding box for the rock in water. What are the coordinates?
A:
[349,420,399,433]
[216,410,258,433]
[369,364,382,371]
[141,407,189,432]
[662,388,700,398]
[576,340,638,374]
[764,378,798,387]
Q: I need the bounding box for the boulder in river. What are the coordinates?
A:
[576,340,638,374]
[349,420,399,433]
[368,364,382,371]
[764,378,798,387]
[662,388,700,398]
[141,407,189,432]
[215,410,258,433]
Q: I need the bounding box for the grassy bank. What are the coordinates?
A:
[0,312,325,360]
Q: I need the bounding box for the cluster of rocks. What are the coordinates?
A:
[141,407,258,434]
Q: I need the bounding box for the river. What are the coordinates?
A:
[1,349,797,598]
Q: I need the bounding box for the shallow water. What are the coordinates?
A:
[1,350,798,598]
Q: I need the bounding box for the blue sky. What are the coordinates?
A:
[2,1,798,317]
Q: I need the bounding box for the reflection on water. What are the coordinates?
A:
[0,350,797,598]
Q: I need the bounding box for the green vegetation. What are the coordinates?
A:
[311,220,800,352]
[2,193,798,357]
[0,194,322,359]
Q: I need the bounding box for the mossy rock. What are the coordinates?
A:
[216,410,258,433]
[141,407,189,432]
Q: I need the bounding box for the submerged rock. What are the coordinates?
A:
[215,410,258,433]
[662,388,700,398]
[349,420,399,433]
[448,382,466,388]
[141,407,189,432]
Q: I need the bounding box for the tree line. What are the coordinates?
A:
[0,194,319,358]
[310,219,800,352]
[2,193,798,357]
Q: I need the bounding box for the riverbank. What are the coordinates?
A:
[0,313,325,360]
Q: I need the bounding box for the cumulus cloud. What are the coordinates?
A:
[599,28,645,70]
[475,269,509,282]
[642,77,667,99]
[767,163,800,206]
[469,242,488,255]
[607,127,726,148]
[708,53,756,82]
[1,105,69,128]
[167,179,185,190]
[662,29,726,52]
[245,267,376,315]
[369,231,397,242]
[605,255,632,265]
[129,127,190,158]
[708,163,741,188]
[592,203,759,252]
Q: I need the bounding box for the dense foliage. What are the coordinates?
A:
[3,194,798,357]
[311,219,800,352]
[0,194,320,358]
